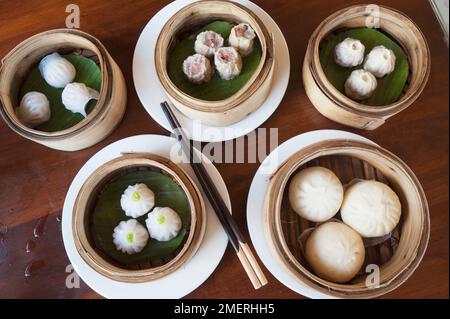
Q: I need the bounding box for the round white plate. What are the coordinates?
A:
[133,0,290,142]
[62,135,230,299]
[246,130,376,299]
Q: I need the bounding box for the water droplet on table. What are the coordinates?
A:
[33,216,48,238]
[24,260,45,277]
[25,240,36,253]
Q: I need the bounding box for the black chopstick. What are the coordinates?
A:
[161,101,268,289]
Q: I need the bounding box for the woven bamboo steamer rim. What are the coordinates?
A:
[72,153,206,283]
[264,139,430,298]
[155,0,274,123]
[303,5,430,130]
[0,29,126,150]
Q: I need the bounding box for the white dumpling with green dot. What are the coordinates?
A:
[113,219,149,255]
[120,184,155,218]
[145,207,182,242]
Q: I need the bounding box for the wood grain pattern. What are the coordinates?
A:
[0,0,447,299]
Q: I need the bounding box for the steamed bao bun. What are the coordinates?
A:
[305,222,365,283]
[288,167,344,222]
[341,180,401,238]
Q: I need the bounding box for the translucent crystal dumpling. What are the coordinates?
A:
[39,53,76,88]
[16,91,51,127]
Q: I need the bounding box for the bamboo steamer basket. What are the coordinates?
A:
[72,153,206,283]
[155,0,274,126]
[303,5,430,130]
[264,139,430,298]
[0,29,127,151]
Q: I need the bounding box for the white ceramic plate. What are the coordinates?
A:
[246,130,376,299]
[62,135,231,299]
[133,0,290,142]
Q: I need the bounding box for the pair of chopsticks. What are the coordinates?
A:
[160,101,268,290]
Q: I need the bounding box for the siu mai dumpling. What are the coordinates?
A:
[229,23,256,56]
[214,47,243,80]
[194,31,224,57]
[183,54,214,84]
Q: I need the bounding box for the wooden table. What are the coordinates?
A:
[0,0,448,299]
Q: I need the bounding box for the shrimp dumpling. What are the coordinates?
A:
[61,82,100,118]
[214,47,243,80]
[39,52,76,88]
[113,219,149,255]
[145,207,182,242]
[16,92,51,127]
[195,31,224,57]
[344,69,378,100]
[288,167,344,222]
[305,222,365,283]
[229,23,256,56]
[334,38,365,68]
[364,45,396,78]
[341,180,402,238]
[120,184,155,218]
[183,54,214,84]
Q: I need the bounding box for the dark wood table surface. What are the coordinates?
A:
[0,0,448,299]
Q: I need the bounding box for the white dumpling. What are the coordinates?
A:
[344,69,378,100]
[341,180,401,238]
[288,167,344,222]
[334,38,365,68]
[39,53,76,88]
[16,92,50,127]
[120,184,155,218]
[214,47,243,80]
[305,222,365,283]
[364,45,396,78]
[145,207,182,242]
[229,23,256,56]
[183,54,214,84]
[194,31,224,57]
[61,82,99,117]
[113,219,149,255]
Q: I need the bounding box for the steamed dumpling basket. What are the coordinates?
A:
[72,153,206,283]
[0,29,126,151]
[302,5,430,130]
[155,0,275,126]
[264,139,429,298]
